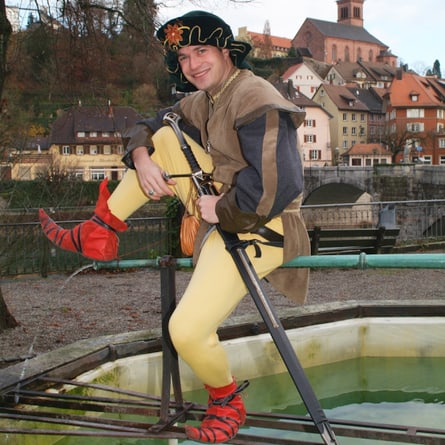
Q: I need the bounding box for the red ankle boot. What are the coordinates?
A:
[185,379,249,443]
[39,179,127,261]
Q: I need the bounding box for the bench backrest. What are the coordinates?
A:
[307,226,400,255]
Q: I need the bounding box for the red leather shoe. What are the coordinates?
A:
[185,379,249,443]
[39,179,127,261]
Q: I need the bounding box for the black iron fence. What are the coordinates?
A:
[0,216,176,277]
[1,200,444,277]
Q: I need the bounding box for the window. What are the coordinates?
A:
[117,145,124,154]
[102,131,110,137]
[77,131,85,138]
[438,109,445,119]
[304,119,316,127]
[406,122,424,132]
[91,170,105,181]
[342,127,348,135]
[309,150,321,160]
[89,131,97,138]
[76,145,84,155]
[365,158,372,166]
[359,126,365,136]
[304,134,317,143]
[343,113,348,121]
[62,145,70,155]
[103,145,112,155]
[351,158,361,166]
[407,109,424,118]
[439,138,445,148]
[351,113,357,122]
[353,6,361,17]
[351,127,357,135]
[360,113,365,121]
[90,145,98,155]
[342,140,348,149]
[440,156,445,165]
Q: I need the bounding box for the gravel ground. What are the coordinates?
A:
[1,265,444,367]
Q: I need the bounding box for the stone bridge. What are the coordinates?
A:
[303,165,445,203]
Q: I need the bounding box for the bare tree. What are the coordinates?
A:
[0,0,12,99]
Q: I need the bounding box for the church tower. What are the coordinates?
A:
[336,0,365,27]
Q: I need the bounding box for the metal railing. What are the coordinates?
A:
[302,199,445,243]
[0,216,175,277]
[1,200,444,277]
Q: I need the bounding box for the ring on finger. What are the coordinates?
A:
[148,189,155,196]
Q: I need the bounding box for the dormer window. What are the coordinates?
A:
[410,91,419,102]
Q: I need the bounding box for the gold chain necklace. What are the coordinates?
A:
[209,69,240,105]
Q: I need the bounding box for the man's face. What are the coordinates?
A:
[177,45,233,95]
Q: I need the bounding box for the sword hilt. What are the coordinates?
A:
[163,112,202,174]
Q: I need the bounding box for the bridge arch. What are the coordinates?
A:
[303,167,380,202]
[303,182,367,205]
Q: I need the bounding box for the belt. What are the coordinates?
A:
[253,226,284,245]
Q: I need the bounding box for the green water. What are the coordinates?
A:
[4,356,445,444]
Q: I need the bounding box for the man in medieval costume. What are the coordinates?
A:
[40,10,310,443]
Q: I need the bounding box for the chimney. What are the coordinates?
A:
[107,99,114,118]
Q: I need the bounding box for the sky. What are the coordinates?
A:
[158,0,443,74]
[5,0,442,75]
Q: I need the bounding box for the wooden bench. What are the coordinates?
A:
[307,226,400,255]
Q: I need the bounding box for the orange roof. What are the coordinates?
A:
[345,143,389,156]
[388,72,442,107]
[281,63,303,79]
[248,31,292,49]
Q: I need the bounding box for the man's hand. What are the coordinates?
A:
[132,146,175,200]
[197,194,223,224]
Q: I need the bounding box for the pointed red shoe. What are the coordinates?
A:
[39,179,127,261]
[185,379,249,443]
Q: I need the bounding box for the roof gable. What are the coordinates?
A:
[319,84,369,111]
[389,72,445,107]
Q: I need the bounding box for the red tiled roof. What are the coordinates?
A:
[248,31,292,49]
[345,143,389,156]
[389,72,444,107]
[281,63,303,79]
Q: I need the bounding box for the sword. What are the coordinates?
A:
[162,111,338,445]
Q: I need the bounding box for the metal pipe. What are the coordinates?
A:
[93,253,445,271]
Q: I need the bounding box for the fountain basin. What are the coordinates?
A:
[1,300,445,444]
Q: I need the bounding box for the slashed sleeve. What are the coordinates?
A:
[215,109,304,233]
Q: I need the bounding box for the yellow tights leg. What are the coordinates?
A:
[168,217,284,388]
[108,126,215,220]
